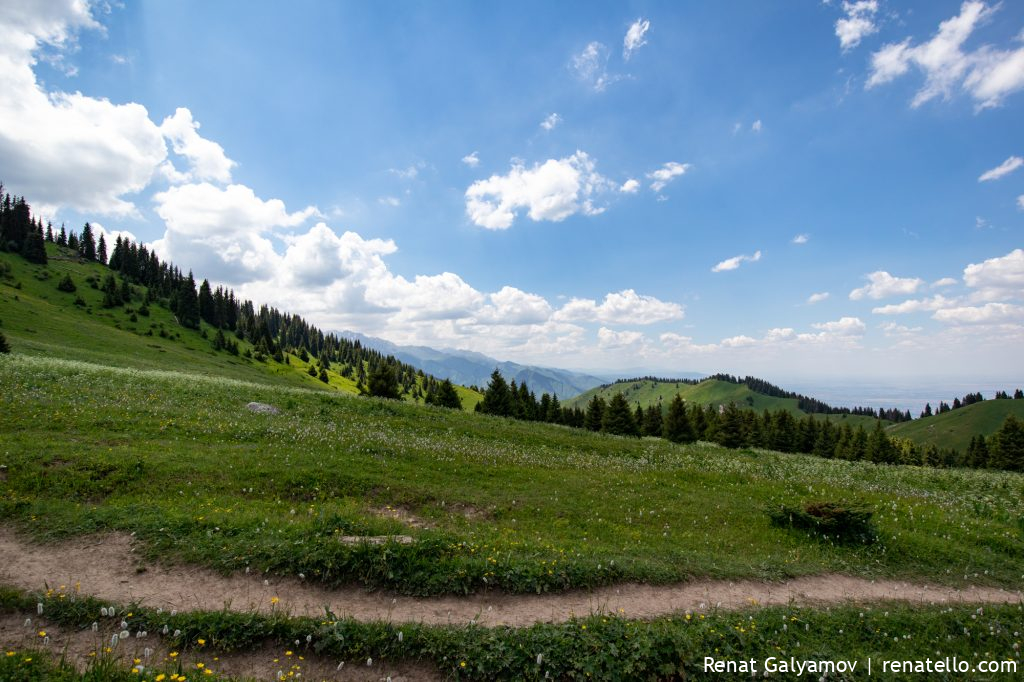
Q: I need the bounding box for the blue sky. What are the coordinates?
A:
[2,1,1023,382]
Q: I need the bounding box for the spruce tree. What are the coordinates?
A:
[97,233,108,264]
[479,369,512,416]
[20,226,47,264]
[56,273,76,292]
[642,404,663,437]
[366,364,401,400]
[989,415,1024,472]
[0,331,10,354]
[662,394,695,444]
[602,393,640,437]
[80,222,97,261]
[714,403,746,449]
[867,420,897,464]
[434,379,462,409]
[584,395,606,431]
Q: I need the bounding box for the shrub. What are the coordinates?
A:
[768,500,878,545]
[56,273,76,292]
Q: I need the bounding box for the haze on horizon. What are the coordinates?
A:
[1,0,1022,385]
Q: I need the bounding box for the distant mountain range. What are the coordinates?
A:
[339,331,610,399]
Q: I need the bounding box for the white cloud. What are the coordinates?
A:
[540,113,562,131]
[0,1,168,217]
[623,18,651,60]
[849,271,924,300]
[464,151,612,229]
[932,277,958,287]
[598,327,647,350]
[978,155,1023,181]
[751,119,763,133]
[476,287,553,325]
[388,164,421,180]
[835,0,879,51]
[933,302,1024,324]
[880,322,922,337]
[792,233,809,244]
[153,183,317,237]
[711,250,762,273]
[1019,195,1024,210]
[811,316,867,335]
[646,161,691,192]
[619,178,640,194]
[159,108,235,184]
[555,289,684,326]
[379,196,401,207]
[963,248,1024,301]
[807,292,830,304]
[571,41,617,91]
[720,335,758,348]
[871,295,959,315]
[866,1,1024,110]
[461,151,480,168]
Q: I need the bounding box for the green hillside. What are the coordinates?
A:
[568,378,883,428]
[888,398,1024,452]
[0,247,481,409]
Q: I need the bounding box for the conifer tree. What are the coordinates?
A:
[849,425,868,461]
[21,226,47,264]
[0,331,10,354]
[56,273,76,292]
[662,394,695,444]
[97,233,107,264]
[584,395,606,431]
[57,225,67,247]
[434,379,462,409]
[642,404,663,437]
[479,369,513,416]
[79,222,97,261]
[602,393,640,437]
[867,420,897,464]
[714,403,746,449]
[366,364,401,400]
[989,415,1024,472]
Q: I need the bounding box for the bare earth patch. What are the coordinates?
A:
[0,528,1020,628]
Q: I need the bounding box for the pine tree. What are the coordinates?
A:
[198,279,215,326]
[989,415,1024,472]
[479,369,513,416]
[97,233,108,264]
[642,404,663,437]
[584,395,606,431]
[849,426,868,461]
[434,379,462,409]
[80,223,97,261]
[174,273,200,328]
[57,225,67,247]
[366,364,401,400]
[21,226,47,264]
[714,403,746,449]
[662,394,695,444]
[602,393,640,437]
[867,420,896,464]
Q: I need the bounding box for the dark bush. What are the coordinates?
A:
[768,500,878,545]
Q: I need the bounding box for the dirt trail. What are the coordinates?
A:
[1,528,1020,627]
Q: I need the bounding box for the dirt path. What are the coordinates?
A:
[1,528,1020,627]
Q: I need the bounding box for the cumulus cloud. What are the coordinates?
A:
[540,113,562,131]
[461,151,480,168]
[619,178,640,194]
[159,108,235,184]
[871,295,959,315]
[555,289,684,325]
[962,248,1024,301]
[835,0,879,50]
[597,327,647,350]
[792,233,809,244]
[712,250,761,273]
[849,271,924,300]
[811,316,867,335]
[464,151,612,229]
[867,1,1024,109]
[646,161,691,192]
[0,1,168,217]
[978,155,1023,181]
[623,18,651,60]
[807,292,830,304]
[751,119,763,133]
[933,302,1024,324]
[932,277,958,287]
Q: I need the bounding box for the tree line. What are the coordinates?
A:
[919,389,1022,418]
[474,369,1023,472]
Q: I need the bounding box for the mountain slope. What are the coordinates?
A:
[887,399,1024,452]
[341,331,607,398]
[0,247,482,408]
[568,378,884,428]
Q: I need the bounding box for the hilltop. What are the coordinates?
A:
[888,398,1024,453]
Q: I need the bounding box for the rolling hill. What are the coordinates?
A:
[0,246,482,409]
[568,377,885,428]
[887,398,1024,452]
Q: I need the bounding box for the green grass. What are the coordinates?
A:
[0,248,482,410]
[568,378,884,428]
[2,586,1021,680]
[2,354,1023,595]
[888,399,1024,453]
